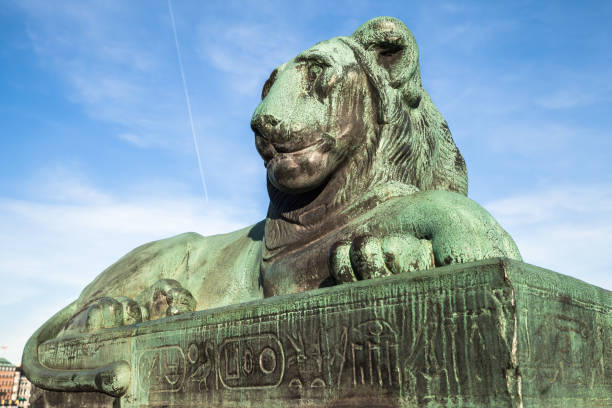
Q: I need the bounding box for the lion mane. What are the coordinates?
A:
[343,17,467,197]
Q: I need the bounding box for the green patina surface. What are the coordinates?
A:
[34,259,611,407]
[22,16,611,407]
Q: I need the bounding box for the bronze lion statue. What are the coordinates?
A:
[23,17,521,399]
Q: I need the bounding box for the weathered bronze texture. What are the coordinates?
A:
[22,16,609,407]
[31,259,612,407]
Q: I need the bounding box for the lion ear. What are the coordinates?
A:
[352,17,421,107]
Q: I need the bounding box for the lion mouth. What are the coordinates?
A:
[255,133,335,164]
[273,139,325,154]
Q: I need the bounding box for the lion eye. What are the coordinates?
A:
[307,64,323,82]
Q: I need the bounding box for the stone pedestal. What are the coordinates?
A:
[36,258,611,407]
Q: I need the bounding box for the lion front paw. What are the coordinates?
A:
[58,280,197,337]
[139,279,197,321]
[328,234,434,284]
[59,296,144,336]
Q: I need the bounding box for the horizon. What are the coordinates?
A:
[1,0,611,365]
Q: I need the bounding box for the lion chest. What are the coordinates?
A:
[260,201,415,296]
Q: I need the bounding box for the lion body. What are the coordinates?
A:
[67,187,520,306]
[23,17,521,399]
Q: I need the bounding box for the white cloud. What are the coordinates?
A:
[482,122,588,155]
[30,167,112,204]
[198,22,302,96]
[0,293,73,367]
[0,182,260,285]
[0,172,263,364]
[16,0,199,152]
[535,89,599,110]
[117,132,149,147]
[68,75,142,106]
[485,185,612,290]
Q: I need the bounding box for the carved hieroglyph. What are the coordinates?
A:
[23,17,524,400]
[32,260,612,407]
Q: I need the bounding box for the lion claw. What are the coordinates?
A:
[165,287,197,316]
[58,296,142,336]
[58,280,197,336]
[328,234,434,284]
[138,279,197,320]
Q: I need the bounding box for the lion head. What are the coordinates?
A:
[251,17,468,256]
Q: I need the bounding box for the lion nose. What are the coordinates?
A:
[251,114,280,140]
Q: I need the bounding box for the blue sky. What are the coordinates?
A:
[1,0,610,364]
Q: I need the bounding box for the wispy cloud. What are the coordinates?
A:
[16,0,199,152]
[116,132,149,148]
[26,166,111,204]
[484,122,583,155]
[485,185,612,290]
[0,170,262,363]
[198,21,302,96]
[1,172,260,284]
[535,88,601,110]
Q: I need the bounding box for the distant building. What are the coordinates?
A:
[15,369,31,408]
[0,357,17,402]
[0,358,31,408]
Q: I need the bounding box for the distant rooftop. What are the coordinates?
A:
[0,357,14,366]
